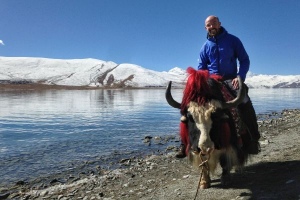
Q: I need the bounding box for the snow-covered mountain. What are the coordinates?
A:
[0,56,299,88]
[245,72,300,88]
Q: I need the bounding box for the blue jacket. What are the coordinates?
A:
[198,27,250,81]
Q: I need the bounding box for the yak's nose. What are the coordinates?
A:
[191,146,201,153]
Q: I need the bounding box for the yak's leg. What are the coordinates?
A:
[219,154,232,186]
[199,165,211,189]
[199,154,211,189]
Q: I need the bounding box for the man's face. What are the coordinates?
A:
[205,17,221,37]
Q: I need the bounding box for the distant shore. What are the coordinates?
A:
[0,83,173,90]
[1,81,299,91]
[0,83,99,90]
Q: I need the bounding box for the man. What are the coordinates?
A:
[199,15,249,88]
[176,15,260,158]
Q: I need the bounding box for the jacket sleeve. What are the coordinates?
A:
[235,38,250,81]
[198,45,209,70]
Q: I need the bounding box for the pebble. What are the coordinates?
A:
[259,139,270,145]
[285,180,295,184]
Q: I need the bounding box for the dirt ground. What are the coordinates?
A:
[0,92,299,199]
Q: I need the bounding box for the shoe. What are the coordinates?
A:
[175,144,186,158]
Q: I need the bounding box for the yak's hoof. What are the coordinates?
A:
[199,181,211,189]
[200,176,211,189]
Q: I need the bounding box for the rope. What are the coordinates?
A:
[194,165,204,200]
[193,152,210,200]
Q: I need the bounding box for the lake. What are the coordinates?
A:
[0,88,299,185]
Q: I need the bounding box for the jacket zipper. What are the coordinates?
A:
[214,37,220,74]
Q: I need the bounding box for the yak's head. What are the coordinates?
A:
[166,68,245,154]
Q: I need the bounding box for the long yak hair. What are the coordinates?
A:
[180,67,222,114]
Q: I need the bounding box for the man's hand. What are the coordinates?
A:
[232,78,239,89]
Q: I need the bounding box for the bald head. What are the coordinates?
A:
[205,15,221,37]
[205,16,219,23]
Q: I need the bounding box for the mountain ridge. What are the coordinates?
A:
[0,56,299,88]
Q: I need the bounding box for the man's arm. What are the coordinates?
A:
[235,38,250,81]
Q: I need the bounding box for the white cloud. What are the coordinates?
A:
[0,40,4,45]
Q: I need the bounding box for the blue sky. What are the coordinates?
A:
[0,0,300,75]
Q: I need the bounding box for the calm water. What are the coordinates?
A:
[0,88,299,185]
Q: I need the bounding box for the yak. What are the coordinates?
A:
[166,67,252,189]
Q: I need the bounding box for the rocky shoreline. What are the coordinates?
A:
[1,109,300,200]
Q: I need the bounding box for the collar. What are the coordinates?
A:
[207,26,226,40]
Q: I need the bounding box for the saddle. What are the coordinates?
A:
[219,82,260,154]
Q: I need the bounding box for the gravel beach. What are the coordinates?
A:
[0,86,299,200]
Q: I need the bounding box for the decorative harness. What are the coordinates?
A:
[219,82,245,148]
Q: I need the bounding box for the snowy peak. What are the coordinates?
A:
[0,57,185,88]
[0,56,299,88]
[245,74,300,88]
[167,67,186,75]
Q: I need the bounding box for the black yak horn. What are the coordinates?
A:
[165,81,181,109]
[220,76,246,109]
